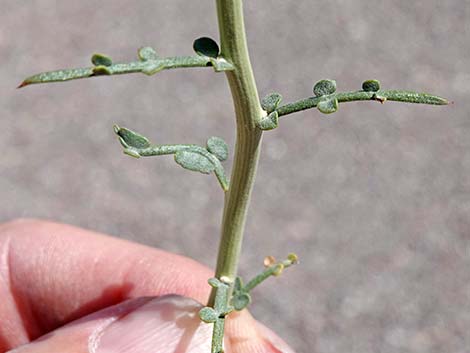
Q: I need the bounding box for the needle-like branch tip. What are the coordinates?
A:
[17,81,28,89]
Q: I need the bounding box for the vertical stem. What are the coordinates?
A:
[210,0,263,301]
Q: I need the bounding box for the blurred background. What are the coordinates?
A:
[1,1,469,352]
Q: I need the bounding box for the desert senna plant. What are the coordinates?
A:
[19,1,448,352]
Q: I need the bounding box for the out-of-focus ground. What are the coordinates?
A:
[1,1,469,352]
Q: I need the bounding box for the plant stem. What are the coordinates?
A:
[19,55,233,87]
[209,0,263,303]
[276,90,449,117]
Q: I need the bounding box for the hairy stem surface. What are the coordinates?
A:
[210,0,263,303]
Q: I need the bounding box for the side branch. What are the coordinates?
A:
[114,125,229,191]
[18,43,234,88]
[277,89,449,117]
[257,79,448,130]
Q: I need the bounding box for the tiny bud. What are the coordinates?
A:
[264,255,276,267]
[287,253,299,264]
[273,263,284,276]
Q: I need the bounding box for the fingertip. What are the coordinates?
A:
[254,322,296,353]
[8,295,295,353]
[0,221,295,353]
[225,311,295,353]
[1,219,213,338]
[0,218,43,234]
[9,296,212,353]
[94,296,213,353]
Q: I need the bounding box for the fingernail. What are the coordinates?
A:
[91,295,213,353]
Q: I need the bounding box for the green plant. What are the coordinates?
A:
[19,1,448,352]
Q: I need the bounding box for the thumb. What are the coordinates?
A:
[8,295,294,353]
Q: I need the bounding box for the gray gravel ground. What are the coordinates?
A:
[2,1,469,352]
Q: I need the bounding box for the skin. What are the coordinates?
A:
[0,219,294,353]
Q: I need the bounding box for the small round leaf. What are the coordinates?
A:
[199,307,218,323]
[175,150,215,174]
[92,66,111,75]
[208,277,222,288]
[313,79,337,97]
[142,61,165,75]
[257,111,279,131]
[138,47,159,61]
[207,136,229,161]
[261,93,282,113]
[193,37,220,58]
[114,126,151,149]
[317,97,339,114]
[231,292,252,311]
[362,79,381,92]
[91,54,113,67]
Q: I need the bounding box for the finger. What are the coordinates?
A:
[0,218,212,345]
[9,296,212,353]
[9,295,293,353]
[1,219,295,353]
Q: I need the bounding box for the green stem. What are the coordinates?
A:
[18,55,233,88]
[244,257,297,293]
[277,90,449,117]
[210,0,263,301]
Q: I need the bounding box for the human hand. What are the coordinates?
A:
[0,219,294,353]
